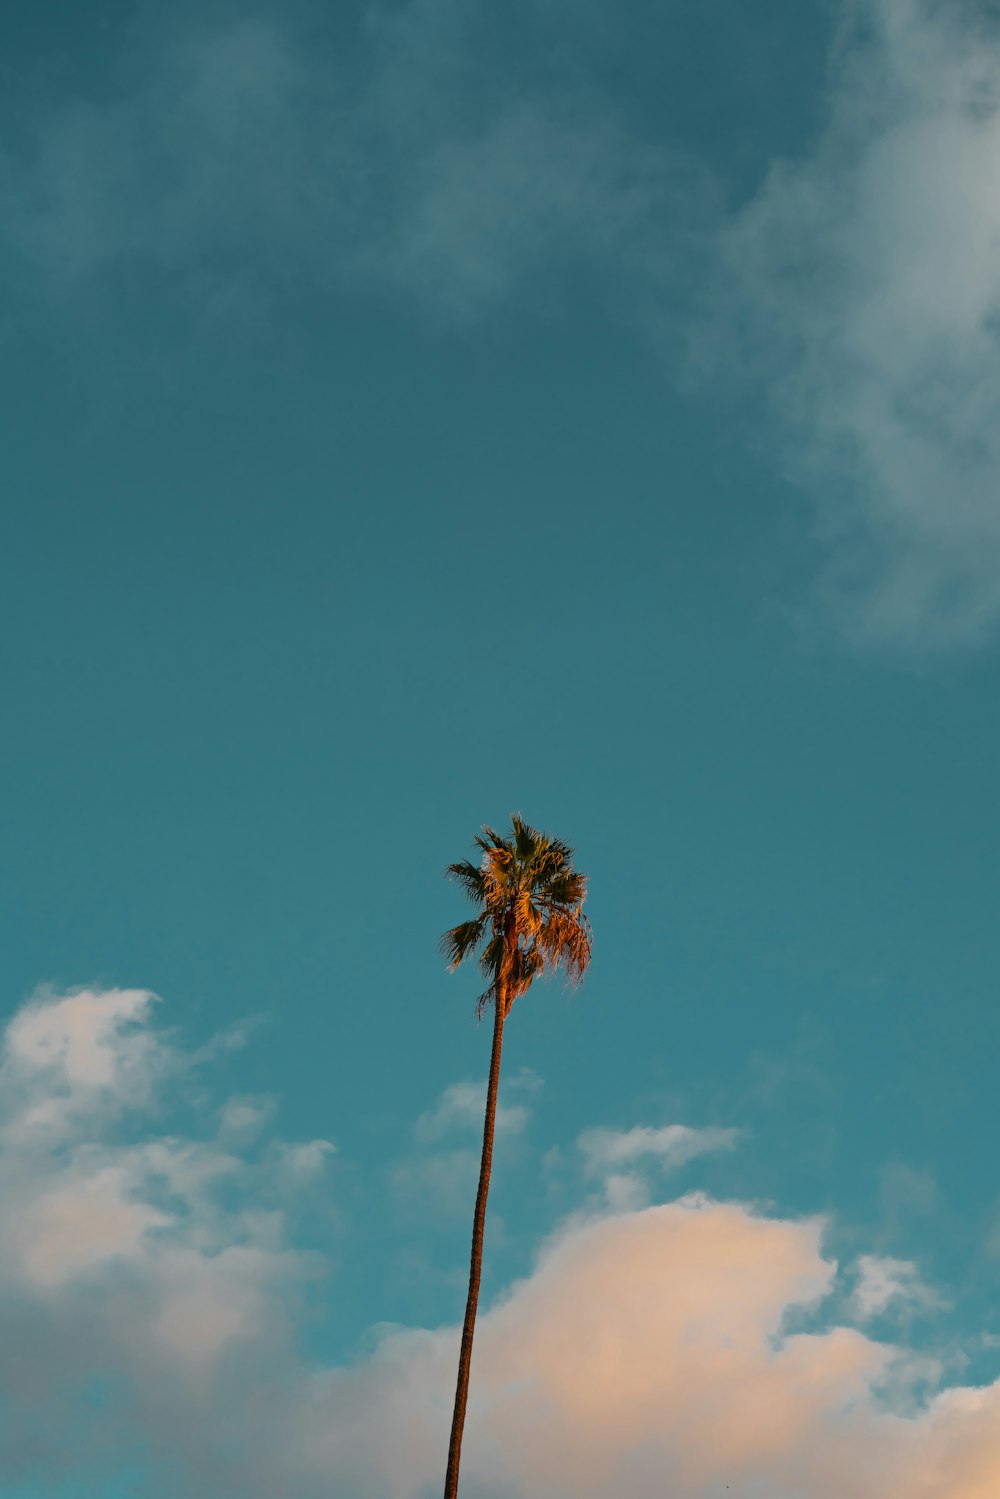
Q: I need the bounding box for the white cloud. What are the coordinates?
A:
[5,984,158,1090]
[0,987,324,1384]
[717,0,1000,645]
[13,1164,170,1288]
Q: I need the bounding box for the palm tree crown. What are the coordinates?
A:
[441,814,592,1015]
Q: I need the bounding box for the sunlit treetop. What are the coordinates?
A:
[441,814,592,1016]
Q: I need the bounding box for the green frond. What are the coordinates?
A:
[439,914,488,970]
[540,870,587,909]
[510,813,541,862]
[531,844,573,888]
[476,825,510,853]
[542,835,572,865]
[478,931,506,978]
[445,859,488,904]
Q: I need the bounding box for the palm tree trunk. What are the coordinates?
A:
[442,980,507,1499]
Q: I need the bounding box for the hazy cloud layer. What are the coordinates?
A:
[0,7,699,323]
[6,1,1000,646]
[1,987,999,1497]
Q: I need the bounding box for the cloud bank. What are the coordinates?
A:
[1,986,999,1497]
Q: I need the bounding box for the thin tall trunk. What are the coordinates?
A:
[442,976,508,1499]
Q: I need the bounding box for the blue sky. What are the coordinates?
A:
[3,2,1000,1496]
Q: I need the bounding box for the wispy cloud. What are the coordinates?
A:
[574,1121,740,1212]
[414,1069,541,1145]
[0,6,701,327]
[392,1071,540,1217]
[578,1121,740,1174]
[219,1094,278,1141]
[3,20,312,290]
[852,1253,947,1320]
[713,0,1000,646]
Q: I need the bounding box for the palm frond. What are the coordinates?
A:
[509,945,543,1000]
[481,845,513,905]
[475,976,500,1018]
[515,887,543,937]
[477,931,506,978]
[536,909,593,984]
[539,871,587,910]
[530,842,574,886]
[446,859,488,904]
[439,914,489,970]
[511,814,541,862]
[476,825,509,853]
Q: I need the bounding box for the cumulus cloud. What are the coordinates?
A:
[716,0,1000,645]
[0,986,329,1490]
[4,986,164,1120]
[2,985,999,1498]
[300,1196,1000,1499]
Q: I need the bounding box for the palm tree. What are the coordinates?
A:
[440,815,592,1499]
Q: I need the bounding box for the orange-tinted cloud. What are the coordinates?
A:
[303,1196,1000,1499]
